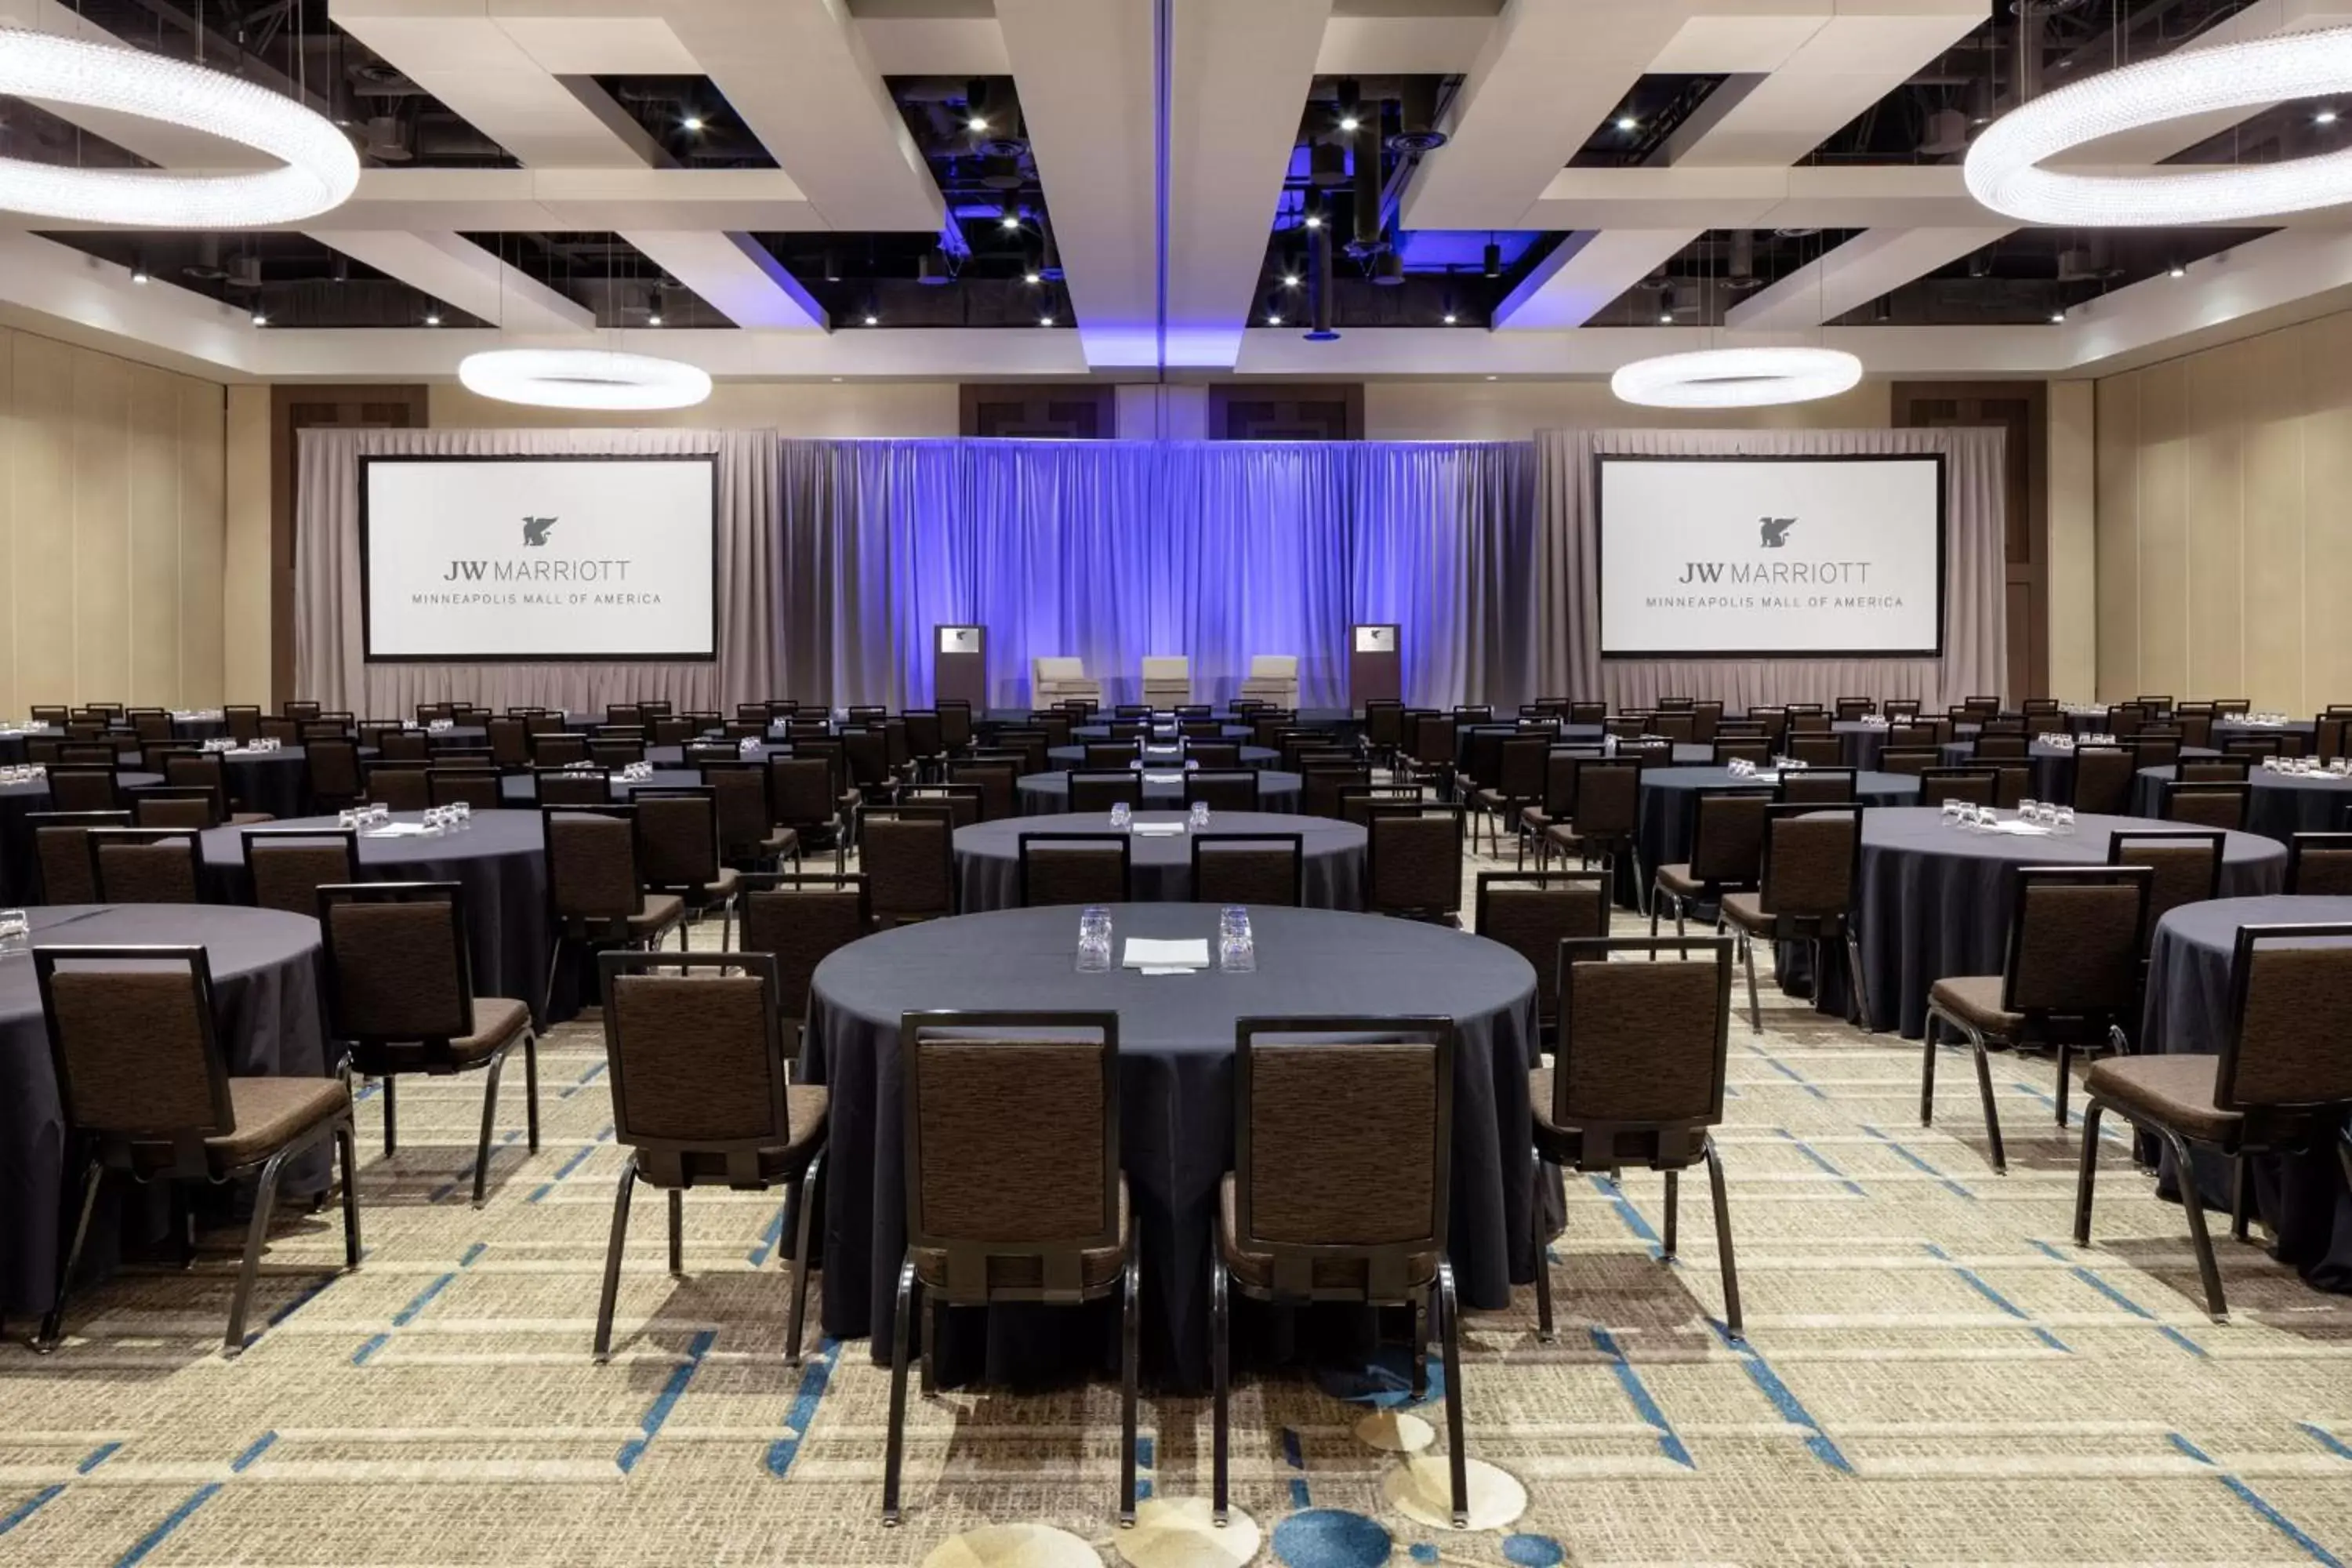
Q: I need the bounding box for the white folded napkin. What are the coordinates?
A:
[363,822,441,838]
[1984,819,2053,836]
[1123,937,1208,969]
[1142,771,1187,783]
[1131,822,1186,837]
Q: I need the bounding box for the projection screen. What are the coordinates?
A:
[1597,453,1945,659]
[361,455,717,662]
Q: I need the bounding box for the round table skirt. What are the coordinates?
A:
[0,773,163,902]
[1046,745,1279,771]
[953,811,1366,913]
[2142,896,2352,1294]
[1849,808,2288,1038]
[1834,722,1891,771]
[1637,768,1918,878]
[1019,770,1303,815]
[0,903,327,1314]
[2132,766,2352,843]
[802,903,1540,1389]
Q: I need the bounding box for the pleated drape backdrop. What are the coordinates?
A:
[1534,426,2009,711]
[296,425,2001,715]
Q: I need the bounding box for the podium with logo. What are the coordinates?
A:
[1349,623,1401,709]
[934,625,988,710]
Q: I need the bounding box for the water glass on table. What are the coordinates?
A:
[1218,905,1255,973]
[1109,801,1133,830]
[0,908,27,959]
[1189,800,1210,829]
[1076,906,1113,973]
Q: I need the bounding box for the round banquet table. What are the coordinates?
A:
[644,742,790,768]
[0,728,65,765]
[499,768,707,805]
[1846,809,2287,1038]
[802,903,1540,1389]
[1073,723,1253,743]
[1047,744,1279,771]
[1939,740,2224,803]
[1835,720,1893,770]
[2214,718,2319,744]
[169,715,229,741]
[194,809,570,1021]
[1019,768,1302,815]
[209,746,316,818]
[0,903,328,1315]
[2132,765,2352,843]
[1637,768,1919,880]
[953,811,1366,913]
[0,772,164,902]
[2141,897,2352,1294]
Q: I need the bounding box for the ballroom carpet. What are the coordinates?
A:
[4,842,2350,1568]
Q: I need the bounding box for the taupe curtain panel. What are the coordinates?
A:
[295,426,780,716]
[1534,426,2008,710]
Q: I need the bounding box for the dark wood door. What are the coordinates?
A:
[960,384,1114,438]
[1892,381,2047,700]
[1208,383,1363,441]
[270,386,429,705]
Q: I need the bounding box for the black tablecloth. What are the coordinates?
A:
[0,728,64,766]
[1019,769,1303,814]
[1638,768,1918,880]
[953,811,1365,913]
[2132,766,2352,843]
[1047,745,1280,771]
[1073,724,1252,743]
[197,811,564,1020]
[1835,722,1892,770]
[0,904,328,1314]
[1850,808,2287,1037]
[499,768,707,805]
[802,903,1539,1389]
[2214,720,2318,743]
[1,773,163,902]
[2143,897,2352,1294]
[643,742,790,768]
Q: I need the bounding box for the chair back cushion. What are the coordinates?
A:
[2221,932,2352,1111]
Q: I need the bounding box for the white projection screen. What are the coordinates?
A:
[1598,454,1945,659]
[361,455,717,661]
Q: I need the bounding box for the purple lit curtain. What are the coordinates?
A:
[775,438,1535,710]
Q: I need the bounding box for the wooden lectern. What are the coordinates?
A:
[934,625,987,710]
[1349,623,1401,709]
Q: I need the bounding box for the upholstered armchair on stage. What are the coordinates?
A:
[1140,657,1192,708]
[1238,655,1299,709]
[1032,656,1103,707]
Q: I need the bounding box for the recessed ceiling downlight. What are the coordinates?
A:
[456,350,712,411]
[1610,347,1863,409]
[0,29,359,226]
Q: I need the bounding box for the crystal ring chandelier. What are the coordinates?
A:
[457,350,713,411]
[0,30,359,227]
[1610,347,1863,409]
[1965,25,2352,226]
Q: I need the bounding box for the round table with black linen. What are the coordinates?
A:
[1834,720,1894,770]
[953,811,1366,913]
[2213,718,2319,745]
[801,903,1540,1389]
[1047,744,1280,771]
[499,768,709,805]
[0,772,163,902]
[1846,808,2288,1037]
[1018,768,1302,815]
[1637,768,1919,883]
[2131,765,2352,843]
[2142,897,2352,1294]
[1073,723,1253,743]
[195,809,568,1019]
[0,903,328,1315]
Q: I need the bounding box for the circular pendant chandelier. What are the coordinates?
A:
[1965,25,2352,225]
[1610,347,1863,409]
[457,349,713,411]
[0,30,359,227]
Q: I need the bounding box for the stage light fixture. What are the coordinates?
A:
[1267,313,1283,326]
[2050,310,2066,323]
[1442,312,1458,325]
[1303,213,1323,230]
[2169,261,2187,278]
[1615,115,1639,132]
[251,310,268,325]
[647,313,663,327]
[1610,347,1862,409]
[457,348,712,411]
[1281,271,1301,288]
[1000,209,1022,230]
[1039,314,1054,326]
[2321,107,2341,125]
[1024,268,1042,285]
[424,312,441,326]
[1965,25,2352,223]
[1338,114,1360,132]
[968,114,990,132]
[863,314,880,326]
[0,31,359,226]
[1482,241,1501,278]
[681,115,704,132]
[130,267,149,285]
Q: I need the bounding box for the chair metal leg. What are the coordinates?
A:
[1845,929,1874,1033]
[882,1257,916,1525]
[336,1122,362,1270]
[1740,934,1762,1033]
[1920,1015,1940,1127]
[1211,1254,1232,1526]
[1120,1232,1140,1527]
[1964,1023,2008,1174]
[2073,1102,2103,1247]
[1436,1261,1469,1530]
[1530,1158,1555,1343]
[471,1047,510,1208]
[922,1295,942,1396]
[588,1154,644,1361]
[382,1073,398,1156]
[785,1152,822,1368]
[2159,1127,2230,1323]
[1649,887,1661,939]
[1704,1139,1744,1343]
[2230,1154,2252,1243]
[2055,1041,2073,1128]
[1411,1293,1428,1399]
[38,1157,104,1352]
[539,937,567,1033]
[224,1145,292,1357]
[666,1188,684,1278]
[522,1029,541,1152]
[1661,1169,1679,1261]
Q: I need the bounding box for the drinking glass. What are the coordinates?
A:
[2054,807,2076,834]
[1076,906,1112,972]
[0,908,29,959]
[1218,906,1255,972]
[1109,801,1132,830]
[2017,799,2038,822]
[1189,800,1210,829]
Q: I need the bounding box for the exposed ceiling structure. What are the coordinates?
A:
[8,0,2352,383]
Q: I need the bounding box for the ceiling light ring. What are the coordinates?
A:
[1610,347,1863,410]
[0,29,359,227]
[1964,25,2352,224]
[457,350,712,412]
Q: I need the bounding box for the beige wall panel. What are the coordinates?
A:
[128,365,183,704]
[427,379,963,436]
[1363,378,1893,441]
[13,335,79,704]
[2133,362,2189,699]
[2046,379,2097,702]
[2303,312,2352,710]
[2236,330,2306,713]
[2180,343,2245,700]
[180,381,227,706]
[71,352,132,703]
[222,383,272,706]
[2094,375,2140,702]
[0,332,16,718]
